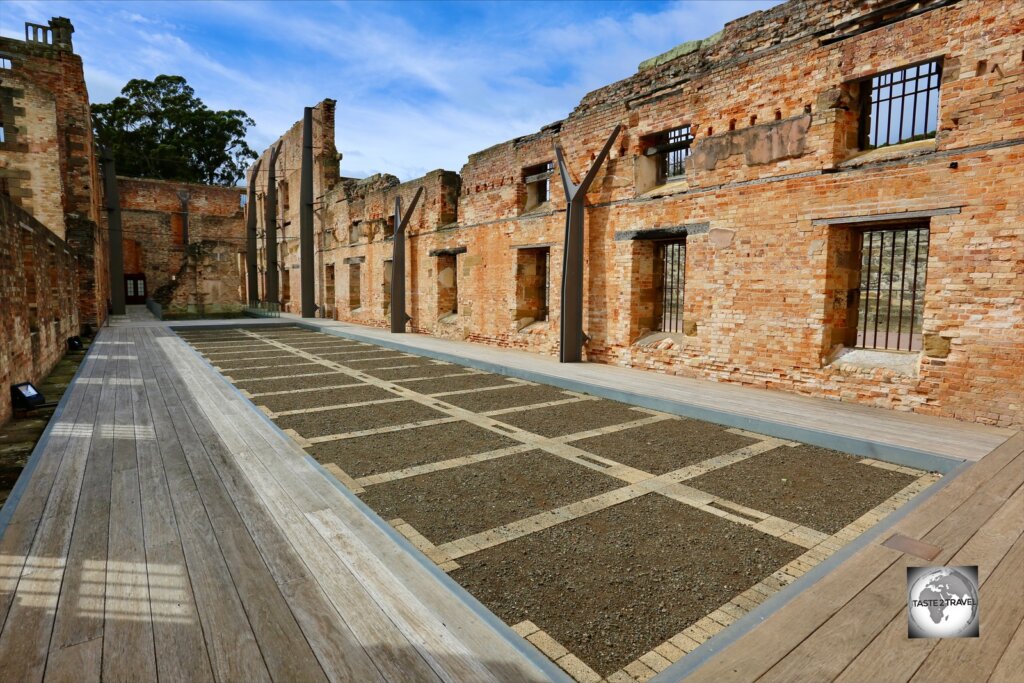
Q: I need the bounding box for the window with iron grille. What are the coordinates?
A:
[642,126,695,184]
[856,226,929,351]
[654,240,686,333]
[861,60,941,150]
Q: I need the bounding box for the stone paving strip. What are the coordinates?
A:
[600,469,940,683]
[200,328,941,683]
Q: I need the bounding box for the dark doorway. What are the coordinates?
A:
[124,273,147,304]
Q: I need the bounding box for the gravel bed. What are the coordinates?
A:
[309,421,519,477]
[214,354,307,370]
[234,372,351,394]
[365,364,475,381]
[569,419,758,475]
[333,356,431,368]
[203,350,298,361]
[451,494,804,676]
[439,384,575,413]
[420,374,523,393]
[275,400,447,438]
[225,363,324,380]
[492,399,651,438]
[359,450,621,544]
[687,444,919,534]
[256,384,397,414]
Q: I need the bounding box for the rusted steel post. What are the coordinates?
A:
[554,124,621,362]
[300,107,315,317]
[264,142,282,304]
[99,146,125,315]
[389,187,423,333]
[245,157,263,305]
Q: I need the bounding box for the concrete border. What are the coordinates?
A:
[0,341,95,536]
[172,330,574,683]
[652,457,971,682]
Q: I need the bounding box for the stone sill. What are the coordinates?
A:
[516,318,551,334]
[633,331,686,349]
[438,313,458,325]
[639,177,690,200]
[839,138,937,168]
[827,347,921,377]
[520,201,554,217]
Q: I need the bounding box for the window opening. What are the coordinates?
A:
[862,60,941,149]
[856,226,929,351]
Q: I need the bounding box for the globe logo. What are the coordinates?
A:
[907,566,979,638]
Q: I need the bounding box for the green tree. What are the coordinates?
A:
[92,75,257,186]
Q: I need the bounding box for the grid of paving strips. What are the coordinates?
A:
[364,364,476,381]
[569,418,759,475]
[256,384,397,414]
[214,354,310,370]
[234,372,352,394]
[492,399,652,438]
[308,421,521,477]
[358,450,624,544]
[438,384,578,413]
[451,494,805,677]
[275,400,448,438]
[687,444,920,534]
[225,363,325,380]
[418,373,522,393]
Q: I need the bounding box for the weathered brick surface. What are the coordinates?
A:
[114,177,246,314]
[250,0,1022,426]
[0,195,80,423]
[0,17,108,327]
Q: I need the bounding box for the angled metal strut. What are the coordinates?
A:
[245,157,263,305]
[390,187,423,333]
[554,124,621,363]
[264,142,282,304]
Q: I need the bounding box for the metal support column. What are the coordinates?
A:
[245,158,263,305]
[554,124,620,363]
[300,107,316,317]
[389,187,423,333]
[99,147,125,316]
[264,143,282,304]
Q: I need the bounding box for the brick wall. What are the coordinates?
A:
[115,177,247,315]
[0,17,107,327]
[251,0,1023,427]
[0,195,80,424]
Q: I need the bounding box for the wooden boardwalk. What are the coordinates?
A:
[678,431,1023,683]
[0,321,560,682]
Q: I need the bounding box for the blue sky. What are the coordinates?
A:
[2,1,780,181]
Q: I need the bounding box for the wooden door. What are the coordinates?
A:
[124,274,147,304]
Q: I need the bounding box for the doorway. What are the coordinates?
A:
[124,273,147,304]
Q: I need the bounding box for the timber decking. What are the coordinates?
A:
[0,323,559,683]
[675,431,1023,683]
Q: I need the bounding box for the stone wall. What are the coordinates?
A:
[115,177,246,315]
[0,195,80,423]
[251,0,1023,427]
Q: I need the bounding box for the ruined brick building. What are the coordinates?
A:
[249,0,1022,427]
[0,17,247,422]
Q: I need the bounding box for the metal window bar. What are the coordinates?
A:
[540,250,550,321]
[863,60,941,149]
[656,240,686,333]
[857,226,929,351]
[662,127,694,180]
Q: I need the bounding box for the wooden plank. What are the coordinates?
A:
[833,484,1024,682]
[988,617,1024,683]
[757,451,1024,683]
[146,335,329,683]
[131,328,214,683]
[43,636,102,683]
[164,333,555,682]
[683,434,1024,683]
[0,340,115,682]
[102,344,158,682]
[135,337,272,683]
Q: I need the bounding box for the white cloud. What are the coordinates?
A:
[1,0,781,181]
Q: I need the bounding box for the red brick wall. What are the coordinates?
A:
[0,195,81,424]
[258,0,1023,426]
[115,177,246,314]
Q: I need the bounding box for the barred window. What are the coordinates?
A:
[856,226,929,351]
[655,240,686,333]
[861,60,941,150]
